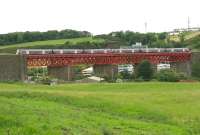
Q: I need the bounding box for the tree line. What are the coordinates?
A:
[0,29,91,45]
[108,31,185,48]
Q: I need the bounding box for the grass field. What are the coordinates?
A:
[0,37,104,53]
[0,82,200,135]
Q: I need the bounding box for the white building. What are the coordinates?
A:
[118,65,133,73]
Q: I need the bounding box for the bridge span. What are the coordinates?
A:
[0,48,195,81]
[17,48,191,66]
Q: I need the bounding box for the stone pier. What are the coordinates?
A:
[48,66,73,81]
[170,61,191,76]
[0,55,27,81]
[93,64,118,79]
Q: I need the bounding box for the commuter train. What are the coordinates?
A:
[16,48,190,55]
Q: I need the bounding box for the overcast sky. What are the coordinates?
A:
[0,0,199,35]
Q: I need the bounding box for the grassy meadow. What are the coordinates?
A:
[0,82,200,135]
[0,37,104,54]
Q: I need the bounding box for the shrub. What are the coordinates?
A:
[156,69,186,82]
[119,70,134,80]
[136,60,154,81]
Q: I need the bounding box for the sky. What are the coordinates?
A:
[0,0,200,35]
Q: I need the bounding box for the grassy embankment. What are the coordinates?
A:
[0,82,200,135]
[0,37,105,54]
[169,31,200,50]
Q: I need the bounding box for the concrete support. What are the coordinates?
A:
[170,61,191,76]
[133,64,138,74]
[152,64,158,73]
[48,66,73,81]
[20,55,27,81]
[0,55,27,81]
[93,64,118,79]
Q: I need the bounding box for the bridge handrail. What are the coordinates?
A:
[16,48,191,55]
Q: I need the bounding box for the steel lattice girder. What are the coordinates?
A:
[26,52,192,67]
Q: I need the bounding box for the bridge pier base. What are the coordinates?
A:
[170,61,191,76]
[47,66,73,81]
[0,55,27,81]
[93,64,118,79]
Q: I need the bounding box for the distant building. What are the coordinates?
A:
[157,64,170,71]
[169,27,200,35]
[118,65,133,73]
[82,67,93,76]
[120,42,147,49]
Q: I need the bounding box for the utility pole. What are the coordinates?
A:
[188,16,190,31]
[145,22,147,33]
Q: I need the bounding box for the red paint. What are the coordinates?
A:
[26,52,192,67]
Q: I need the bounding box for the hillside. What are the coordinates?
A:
[183,34,200,50]
[1,30,200,54]
[0,37,105,54]
[169,31,200,50]
[0,82,200,134]
[170,31,200,42]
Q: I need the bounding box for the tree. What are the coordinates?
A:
[136,60,154,81]
[119,70,133,80]
[179,32,186,43]
[158,32,167,40]
[0,29,91,45]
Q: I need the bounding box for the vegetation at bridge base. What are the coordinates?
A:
[135,60,154,81]
[118,70,134,80]
[156,69,187,82]
[0,83,200,134]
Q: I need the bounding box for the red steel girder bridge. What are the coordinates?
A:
[17,49,192,67]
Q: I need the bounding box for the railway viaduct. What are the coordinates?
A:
[0,49,198,81]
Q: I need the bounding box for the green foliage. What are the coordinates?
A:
[119,71,134,80]
[184,35,200,49]
[27,67,48,77]
[158,32,167,40]
[0,29,91,45]
[192,62,200,78]
[156,69,187,82]
[64,41,106,49]
[110,31,157,45]
[179,32,186,43]
[103,76,117,83]
[136,60,154,81]
[0,37,105,53]
[37,76,52,85]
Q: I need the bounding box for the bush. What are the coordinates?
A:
[136,60,154,81]
[156,69,187,82]
[119,70,134,80]
[37,76,52,85]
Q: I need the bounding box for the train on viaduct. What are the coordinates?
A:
[0,48,199,81]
